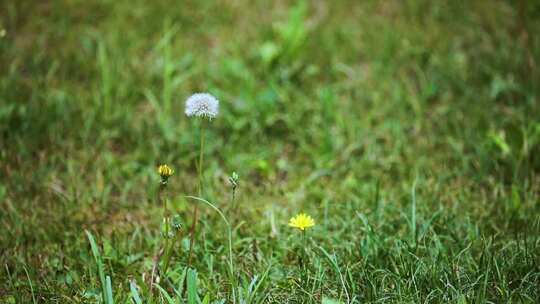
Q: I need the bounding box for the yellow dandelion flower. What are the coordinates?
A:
[288,213,315,231]
[158,164,174,178]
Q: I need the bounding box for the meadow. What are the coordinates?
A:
[1,1,540,303]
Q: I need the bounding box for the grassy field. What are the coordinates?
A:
[1,0,540,303]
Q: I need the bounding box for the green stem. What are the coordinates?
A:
[229,188,236,223]
[162,233,179,274]
[302,230,306,266]
[187,122,205,268]
[301,230,308,282]
[199,122,205,197]
[150,182,166,298]
[161,184,171,273]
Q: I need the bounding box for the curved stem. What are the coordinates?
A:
[185,195,236,304]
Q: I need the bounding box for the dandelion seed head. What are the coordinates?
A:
[185,93,219,119]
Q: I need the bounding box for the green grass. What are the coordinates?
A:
[1,0,540,302]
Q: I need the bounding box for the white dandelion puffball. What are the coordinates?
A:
[185,93,219,119]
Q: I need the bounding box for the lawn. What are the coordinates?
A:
[1,0,540,303]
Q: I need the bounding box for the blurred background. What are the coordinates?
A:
[1,0,540,302]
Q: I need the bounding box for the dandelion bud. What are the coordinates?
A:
[171,214,182,232]
[158,164,174,185]
[228,172,239,190]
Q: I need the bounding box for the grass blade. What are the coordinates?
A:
[85,230,108,304]
[130,280,143,304]
[246,264,271,304]
[187,268,199,304]
[155,283,177,304]
[105,275,114,304]
[23,266,37,304]
[411,176,418,247]
[318,246,350,303]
